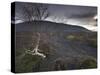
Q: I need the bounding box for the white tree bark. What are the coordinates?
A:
[25,32,46,58]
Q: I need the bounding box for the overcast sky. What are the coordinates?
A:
[14,2,97,31]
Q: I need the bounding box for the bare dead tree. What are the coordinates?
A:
[18,3,49,22]
[24,32,46,58]
[22,4,35,21]
[33,4,49,21]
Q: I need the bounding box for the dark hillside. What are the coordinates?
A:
[15,21,97,72]
[15,21,91,32]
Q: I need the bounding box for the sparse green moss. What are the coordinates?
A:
[15,49,43,73]
[15,42,51,73]
[87,38,97,48]
[65,34,84,41]
[67,35,75,39]
[79,58,97,69]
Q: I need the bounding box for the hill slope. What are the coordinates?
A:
[15,21,97,72]
[15,21,91,32]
